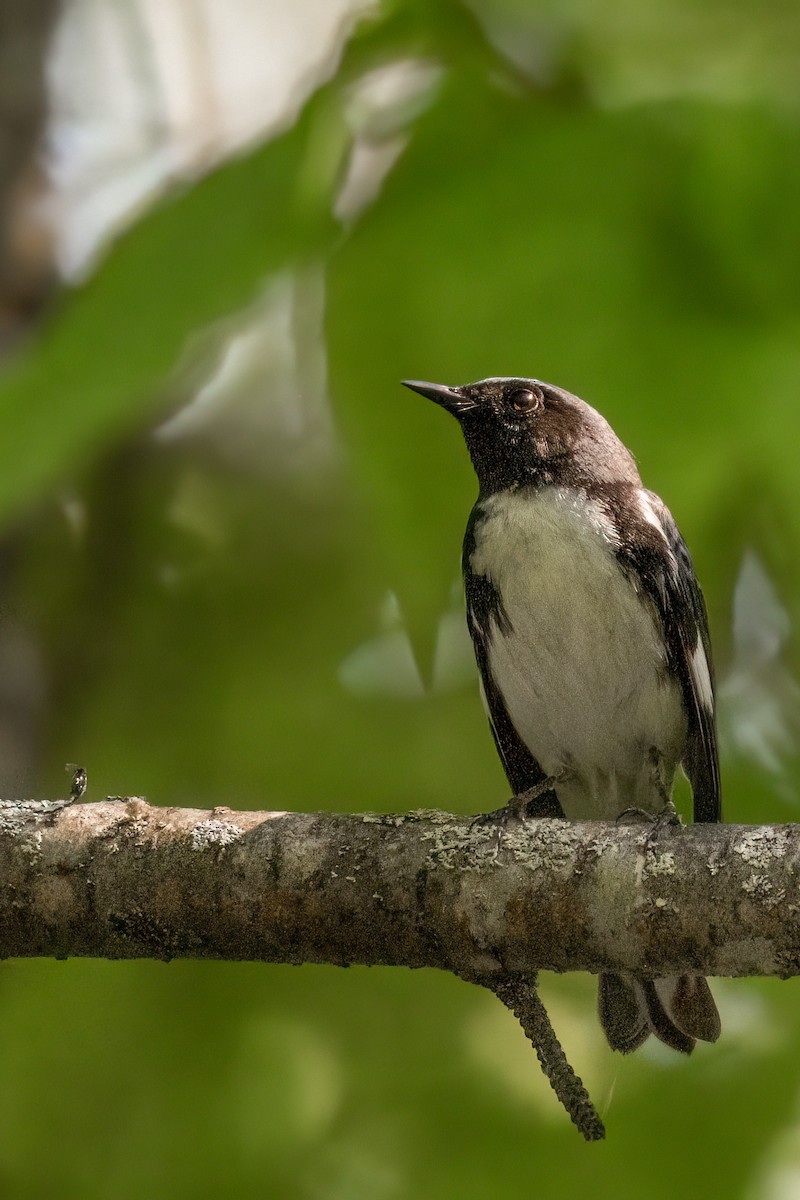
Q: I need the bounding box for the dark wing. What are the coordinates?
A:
[463,512,563,815]
[619,491,721,823]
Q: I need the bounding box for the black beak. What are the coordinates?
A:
[402,380,476,415]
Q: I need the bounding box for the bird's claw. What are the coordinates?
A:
[471,777,563,853]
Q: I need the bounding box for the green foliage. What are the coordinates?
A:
[0,95,341,522]
[1,1,799,1196]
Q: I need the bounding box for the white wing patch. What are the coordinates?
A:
[638,491,669,540]
[691,638,714,713]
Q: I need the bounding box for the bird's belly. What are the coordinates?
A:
[470,489,686,819]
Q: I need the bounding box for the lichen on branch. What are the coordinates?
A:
[0,797,796,1140]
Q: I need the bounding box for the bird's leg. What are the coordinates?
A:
[617,750,682,860]
[648,746,678,815]
[641,750,684,854]
[511,775,566,819]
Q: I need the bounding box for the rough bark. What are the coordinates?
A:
[3,797,796,1141]
[0,799,796,976]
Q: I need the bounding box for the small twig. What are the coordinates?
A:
[0,763,87,812]
[66,764,88,801]
[472,972,605,1141]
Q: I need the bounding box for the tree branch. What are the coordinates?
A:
[1,798,795,1140]
[3,800,792,975]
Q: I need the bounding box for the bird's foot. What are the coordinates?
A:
[616,798,681,828]
[616,799,682,856]
[472,776,564,853]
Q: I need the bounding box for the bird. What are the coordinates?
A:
[402,375,721,1055]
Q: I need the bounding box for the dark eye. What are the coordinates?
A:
[508,385,543,412]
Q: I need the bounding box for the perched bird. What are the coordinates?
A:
[403,376,721,1055]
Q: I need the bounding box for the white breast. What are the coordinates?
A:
[469,487,686,819]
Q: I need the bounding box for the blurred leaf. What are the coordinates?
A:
[0,93,343,525]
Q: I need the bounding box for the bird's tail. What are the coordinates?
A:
[598,972,721,1054]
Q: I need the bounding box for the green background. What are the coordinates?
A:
[1,0,799,1195]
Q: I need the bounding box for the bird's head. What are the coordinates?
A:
[402,377,638,494]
